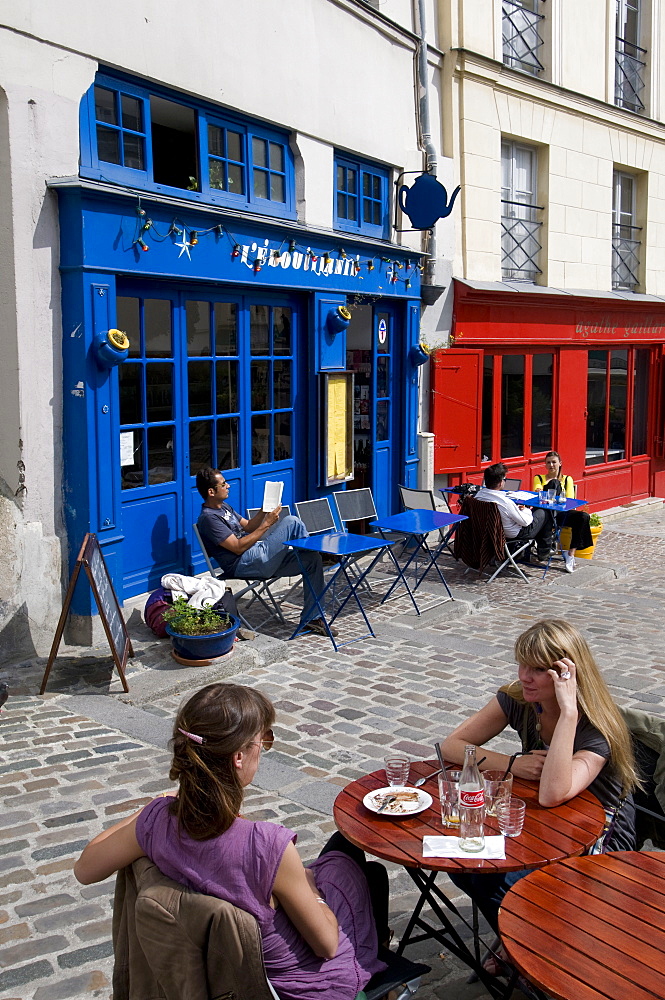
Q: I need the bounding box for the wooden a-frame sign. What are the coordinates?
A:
[40,533,134,694]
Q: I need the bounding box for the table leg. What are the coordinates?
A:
[382,533,453,601]
[289,553,378,650]
[397,868,512,1000]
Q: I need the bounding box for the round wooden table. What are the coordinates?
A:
[499,851,665,1000]
[333,760,607,874]
[334,760,606,999]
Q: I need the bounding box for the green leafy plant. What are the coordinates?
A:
[589,512,603,528]
[163,597,233,636]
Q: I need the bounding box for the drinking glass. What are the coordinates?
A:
[539,490,548,505]
[384,754,410,786]
[496,797,526,837]
[547,488,557,505]
[438,770,462,828]
[482,770,513,816]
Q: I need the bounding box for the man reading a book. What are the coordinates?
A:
[195,467,332,636]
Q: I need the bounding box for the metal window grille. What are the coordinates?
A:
[501,200,543,281]
[502,0,544,76]
[615,37,647,112]
[612,223,641,290]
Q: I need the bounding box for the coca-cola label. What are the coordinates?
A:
[459,788,484,808]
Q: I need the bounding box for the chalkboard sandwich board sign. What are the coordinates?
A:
[40,533,134,694]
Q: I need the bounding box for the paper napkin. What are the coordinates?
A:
[422,835,506,860]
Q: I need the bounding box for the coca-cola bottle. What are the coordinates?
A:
[459,745,485,852]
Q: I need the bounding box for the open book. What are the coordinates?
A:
[262,480,284,512]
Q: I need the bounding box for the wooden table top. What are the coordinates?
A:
[333,760,606,874]
[499,851,665,1000]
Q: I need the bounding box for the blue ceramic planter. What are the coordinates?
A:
[166,615,241,661]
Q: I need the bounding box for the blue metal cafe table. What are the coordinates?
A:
[519,493,588,579]
[369,509,467,601]
[286,532,418,651]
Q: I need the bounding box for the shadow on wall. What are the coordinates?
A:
[150,513,184,590]
[0,601,38,664]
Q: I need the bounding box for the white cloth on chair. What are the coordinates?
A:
[161,573,228,609]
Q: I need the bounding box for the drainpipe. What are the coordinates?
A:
[414,0,437,286]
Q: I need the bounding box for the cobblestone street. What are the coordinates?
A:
[1,505,664,1000]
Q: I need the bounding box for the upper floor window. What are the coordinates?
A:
[612,170,641,291]
[615,0,647,112]
[334,155,389,239]
[502,0,544,76]
[80,73,295,219]
[501,140,543,282]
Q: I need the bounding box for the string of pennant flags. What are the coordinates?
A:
[131,199,422,290]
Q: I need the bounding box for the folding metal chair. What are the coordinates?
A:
[294,497,355,607]
[453,497,531,584]
[398,484,456,558]
[294,498,339,535]
[192,523,287,627]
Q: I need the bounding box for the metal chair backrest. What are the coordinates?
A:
[246,505,292,521]
[193,522,222,577]
[398,485,437,512]
[294,498,337,534]
[332,488,377,526]
[504,478,522,491]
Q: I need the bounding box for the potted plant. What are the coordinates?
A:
[163,597,240,663]
[574,512,603,561]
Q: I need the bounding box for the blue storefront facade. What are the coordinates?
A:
[54,179,423,613]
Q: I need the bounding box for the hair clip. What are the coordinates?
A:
[178,727,204,744]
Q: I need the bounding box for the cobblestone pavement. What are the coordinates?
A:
[1,506,664,1000]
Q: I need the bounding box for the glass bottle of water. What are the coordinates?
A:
[459,745,485,852]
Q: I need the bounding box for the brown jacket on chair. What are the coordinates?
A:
[453,496,506,574]
[112,856,274,1000]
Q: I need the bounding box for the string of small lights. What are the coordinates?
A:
[130,199,423,289]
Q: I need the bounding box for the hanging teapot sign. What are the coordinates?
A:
[395,171,460,231]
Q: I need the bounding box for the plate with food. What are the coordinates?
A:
[363,785,433,817]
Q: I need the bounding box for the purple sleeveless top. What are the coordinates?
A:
[136,798,384,1000]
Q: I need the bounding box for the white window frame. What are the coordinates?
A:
[501,140,542,282]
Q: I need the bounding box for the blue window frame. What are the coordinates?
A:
[80,72,295,219]
[334,154,389,238]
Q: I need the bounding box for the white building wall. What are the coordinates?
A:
[448,0,665,296]
[0,0,452,657]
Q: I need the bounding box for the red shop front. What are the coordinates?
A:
[431,279,665,509]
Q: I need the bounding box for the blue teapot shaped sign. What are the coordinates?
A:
[397,171,460,230]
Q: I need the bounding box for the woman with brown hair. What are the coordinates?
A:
[75,683,388,1000]
[440,619,638,939]
[532,451,593,573]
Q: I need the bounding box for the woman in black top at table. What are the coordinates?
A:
[532,451,593,573]
[440,619,638,943]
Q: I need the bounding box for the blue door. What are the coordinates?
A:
[115,284,302,597]
[372,305,399,517]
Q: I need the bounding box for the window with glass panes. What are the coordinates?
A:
[249,306,294,466]
[117,297,176,489]
[334,155,389,237]
[186,301,241,475]
[585,347,649,465]
[481,351,554,463]
[81,73,294,217]
[93,85,146,172]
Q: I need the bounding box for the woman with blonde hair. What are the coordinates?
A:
[440,618,638,943]
[533,451,593,573]
[75,683,388,1000]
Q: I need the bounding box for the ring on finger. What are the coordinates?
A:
[560,671,571,679]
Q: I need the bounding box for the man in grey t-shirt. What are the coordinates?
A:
[196,467,331,636]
